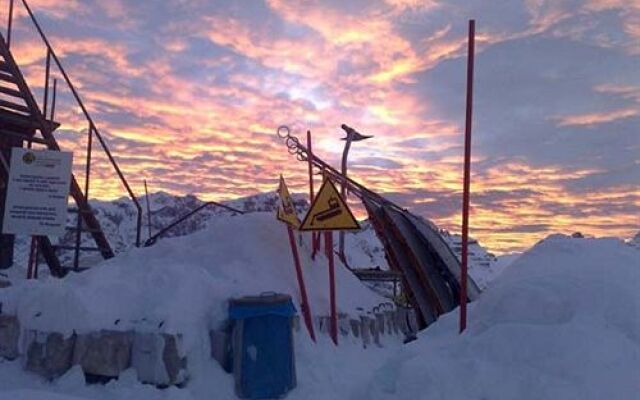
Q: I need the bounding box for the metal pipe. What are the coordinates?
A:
[42,49,50,118]
[144,201,244,247]
[74,125,93,270]
[338,134,353,267]
[277,127,400,212]
[307,130,321,258]
[307,131,314,202]
[459,19,475,334]
[7,0,14,48]
[84,127,93,200]
[144,179,152,239]
[50,78,56,120]
[325,231,338,345]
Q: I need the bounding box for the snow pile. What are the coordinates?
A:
[493,252,521,271]
[360,234,640,400]
[0,213,383,353]
[343,221,388,269]
[440,231,505,289]
[0,213,394,400]
[12,191,513,291]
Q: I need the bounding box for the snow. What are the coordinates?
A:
[493,252,521,272]
[1,213,383,349]
[0,333,397,400]
[440,231,505,290]
[4,206,637,399]
[359,234,640,400]
[1,211,393,399]
[11,191,511,292]
[343,221,388,269]
[629,231,640,249]
[11,191,307,271]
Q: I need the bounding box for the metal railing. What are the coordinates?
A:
[4,0,143,248]
[276,126,405,213]
[144,201,244,247]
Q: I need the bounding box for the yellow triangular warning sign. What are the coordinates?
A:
[300,179,360,231]
[276,176,301,228]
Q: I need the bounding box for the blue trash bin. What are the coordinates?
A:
[229,293,297,399]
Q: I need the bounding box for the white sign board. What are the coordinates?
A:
[2,148,73,236]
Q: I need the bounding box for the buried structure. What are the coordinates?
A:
[276,127,482,329]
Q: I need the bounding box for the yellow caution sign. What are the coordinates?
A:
[277,175,301,228]
[300,179,360,231]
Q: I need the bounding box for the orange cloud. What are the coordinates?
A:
[554,108,639,127]
[5,0,636,255]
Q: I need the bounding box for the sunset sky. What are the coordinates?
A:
[6,0,639,253]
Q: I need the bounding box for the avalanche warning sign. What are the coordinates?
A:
[299,178,359,231]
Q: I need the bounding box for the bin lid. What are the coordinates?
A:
[229,293,297,320]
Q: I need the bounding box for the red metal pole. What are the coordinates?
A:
[325,231,338,344]
[307,131,320,259]
[287,225,316,342]
[460,19,475,334]
[144,179,153,239]
[307,131,314,202]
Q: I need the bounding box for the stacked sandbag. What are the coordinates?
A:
[23,330,76,380]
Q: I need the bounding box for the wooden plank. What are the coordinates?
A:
[53,245,111,252]
[0,112,59,132]
[0,85,23,98]
[64,226,102,233]
[0,61,11,73]
[0,98,30,114]
[0,73,17,84]
[36,237,65,278]
[0,128,48,145]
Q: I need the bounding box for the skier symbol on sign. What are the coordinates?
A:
[311,197,342,225]
[300,179,359,231]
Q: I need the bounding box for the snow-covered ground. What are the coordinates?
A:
[358,234,640,400]
[4,190,638,399]
[1,213,383,344]
[440,231,514,290]
[0,212,396,400]
[1,233,638,399]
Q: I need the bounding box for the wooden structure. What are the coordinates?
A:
[0,0,142,276]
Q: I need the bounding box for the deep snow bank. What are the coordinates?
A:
[0,213,383,352]
[361,234,640,400]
